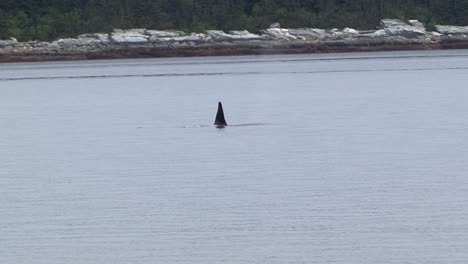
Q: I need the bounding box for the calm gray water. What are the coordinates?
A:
[1,50,468,264]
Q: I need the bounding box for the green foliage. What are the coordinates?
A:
[0,0,467,41]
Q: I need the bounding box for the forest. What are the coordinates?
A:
[0,0,467,41]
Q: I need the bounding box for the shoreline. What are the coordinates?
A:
[1,19,468,63]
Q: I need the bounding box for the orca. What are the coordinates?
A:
[214,102,227,127]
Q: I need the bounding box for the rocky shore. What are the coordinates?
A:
[1,19,468,63]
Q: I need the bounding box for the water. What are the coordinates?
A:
[1,50,468,263]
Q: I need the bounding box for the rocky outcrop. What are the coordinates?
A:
[435,25,468,35]
[1,19,468,62]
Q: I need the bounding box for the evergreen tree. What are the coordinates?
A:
[0,0,466,41]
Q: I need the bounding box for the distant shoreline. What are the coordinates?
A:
[1,19,468,63]
[1,41,467,64]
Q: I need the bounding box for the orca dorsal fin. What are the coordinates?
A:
[214,102,227,126]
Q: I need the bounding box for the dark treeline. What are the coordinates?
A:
[0,0,467,41]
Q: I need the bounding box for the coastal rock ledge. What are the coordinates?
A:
[1,19,468,62]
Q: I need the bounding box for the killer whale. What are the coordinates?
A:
[183,103,274,128]
[214,102,227,127]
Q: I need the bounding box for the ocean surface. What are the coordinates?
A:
[1,50,468,264]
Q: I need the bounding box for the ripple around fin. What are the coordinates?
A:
[182,124,210,128]
[183,123,276,128]
[228,123,277,127]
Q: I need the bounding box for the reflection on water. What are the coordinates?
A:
[1,49,468,82]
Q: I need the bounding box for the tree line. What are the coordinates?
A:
[0,0,467,41]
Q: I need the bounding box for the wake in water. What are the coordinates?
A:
[2,66,468,82]
[183,123,276,129]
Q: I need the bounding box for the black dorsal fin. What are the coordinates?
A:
[214,102,227,126]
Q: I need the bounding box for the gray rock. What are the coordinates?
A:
[343,28,359,34]
[0,39,19,47]
[172,33,208,43]
[113,28,146,34]
[229,30,262,40]
[288,28,327,39]
[111,31,148,43]
[435,25,468,35]
[78,33,111,44]
[145,30,186,38]
[206,30,261,41]
[263,28,297,40]
[362,29,389,39]
[408,20,425,30]
[289,27,360,40]
[380,19,427,38]
[55,38,82,48]
[149,33,208,43]
[269,22,281,29]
